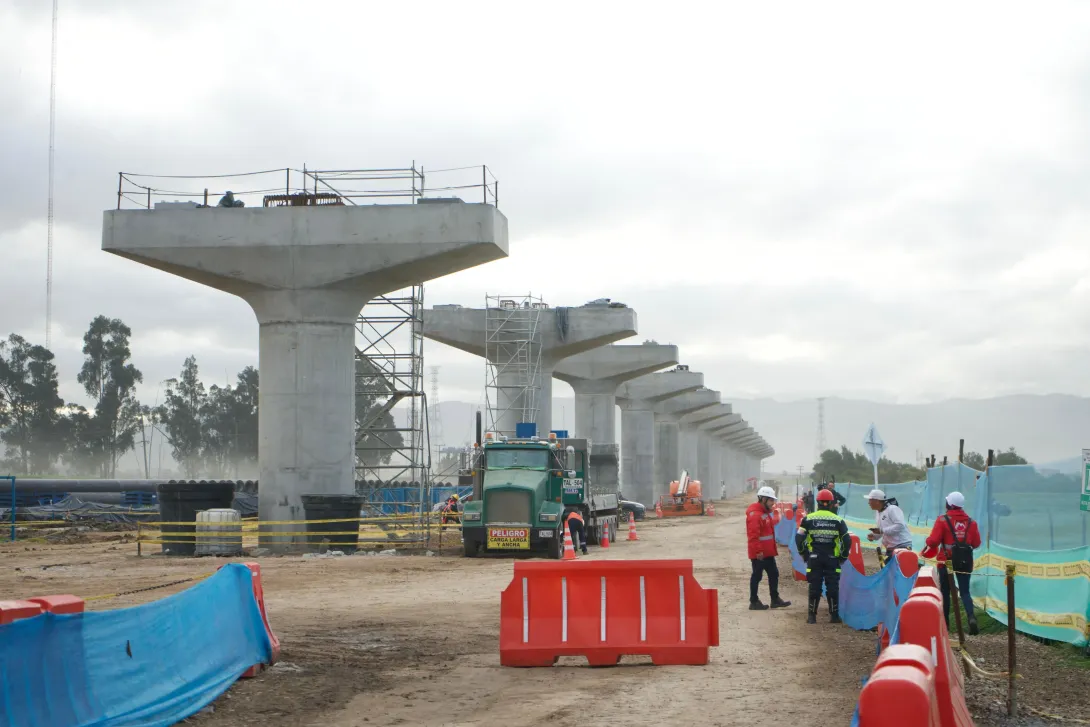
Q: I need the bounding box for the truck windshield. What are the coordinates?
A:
[483,469,547,489]
[486,448,549,470]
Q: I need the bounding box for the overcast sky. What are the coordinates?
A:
[4,1,1090,464]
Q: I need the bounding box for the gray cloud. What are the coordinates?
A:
[5,1,1090,471]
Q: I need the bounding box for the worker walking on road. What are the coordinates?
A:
[796,489,852,624]
[564,508,588,555]
[746,486,792,611]
[921,491,981,634]
[865,489,913,565]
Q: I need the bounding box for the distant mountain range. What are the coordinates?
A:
[423,394,1090,474]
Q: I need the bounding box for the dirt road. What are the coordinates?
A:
[0,496,876,726]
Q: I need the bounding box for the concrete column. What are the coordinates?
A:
[655,417,680,494]
[615,370,703,506]
[103,202,507,544]
[424,303,638,436]
[705,436,722,496]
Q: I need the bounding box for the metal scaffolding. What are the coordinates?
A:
[484,294,546,437]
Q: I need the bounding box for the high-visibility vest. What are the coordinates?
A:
[565,511,584,525]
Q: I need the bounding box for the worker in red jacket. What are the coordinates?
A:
[746,486,791,611]
[921,491,981,634]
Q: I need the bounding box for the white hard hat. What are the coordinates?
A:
[945,491,966,508]
[865,489,886,500]
[757,486,778,500]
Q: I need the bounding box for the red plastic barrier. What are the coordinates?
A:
[858,644,941,726]
[848,534,866,575]
[28,595,85,615]
[897,589,973,727]
[220,562,281,678]
[499,559,718,667]
[771,508,781,525]
[0,600,43,624]
[895,549,919,580]
[916,565,939,590]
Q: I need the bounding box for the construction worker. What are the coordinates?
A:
[802,487,815,515]
[921,491,981,634]
[746,486,792,611]
[564,508,588,555]
[865,489,913,565]
[819,480,847,513]
[796,489,852,624]
[441,493,461,525]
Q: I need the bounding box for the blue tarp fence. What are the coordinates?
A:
[0,563,272,726]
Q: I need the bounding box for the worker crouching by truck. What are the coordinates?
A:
[564,508,588,555]
[746,486,791,611]
[796,488,852,624]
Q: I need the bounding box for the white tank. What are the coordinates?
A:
[195,508,243,556]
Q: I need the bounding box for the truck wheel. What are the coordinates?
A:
[548,532,562,559]
[463,539,480,558]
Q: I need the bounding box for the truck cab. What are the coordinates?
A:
[461,434,618,558]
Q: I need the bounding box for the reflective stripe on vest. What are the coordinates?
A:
[758,535,774,541]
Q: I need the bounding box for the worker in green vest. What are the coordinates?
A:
[795,489,852,624]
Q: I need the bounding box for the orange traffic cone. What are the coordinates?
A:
[562,522,578,560]
[627,512,639,541]
[707,503,716,516]
[655,501,663,518]
[601,526,610,549]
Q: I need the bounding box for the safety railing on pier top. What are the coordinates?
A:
[115,164,499,210]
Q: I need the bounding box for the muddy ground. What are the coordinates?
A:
[1,495,1085,726]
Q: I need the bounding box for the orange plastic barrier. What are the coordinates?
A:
[897,588,973,727]
[848,534,866,575]
[771,508,781,525]
[28,595,85,615]
[499,559,719,667]
[858,644,941,726]
[221,562,281,678]
[0,600,43,624]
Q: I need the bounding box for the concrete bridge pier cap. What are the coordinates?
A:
[553,342,678,487]
[423,302,638,436]
[681,402,733,484]
[103,202,508,545]
[615,369,703,507]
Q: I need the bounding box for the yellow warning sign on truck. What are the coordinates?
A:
[488,527,530,550]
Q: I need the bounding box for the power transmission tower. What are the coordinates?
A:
[814,397,827,463]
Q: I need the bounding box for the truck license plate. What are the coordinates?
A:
[488,527,530,550]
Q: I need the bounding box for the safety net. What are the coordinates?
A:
[812,463,1089,647]
[0,563,272,726]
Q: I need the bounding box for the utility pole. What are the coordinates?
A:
[814,397,827,463]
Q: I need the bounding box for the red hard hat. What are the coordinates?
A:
[816,489,835,503]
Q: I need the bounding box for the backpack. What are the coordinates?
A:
[943,515,974,573]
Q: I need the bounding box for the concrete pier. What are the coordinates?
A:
[103,202,507,541]
[553,342,677,486]
[615,369,703,506]
[423,302,637,435]
[654,389,719,495]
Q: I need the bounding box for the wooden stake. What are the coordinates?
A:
[958,438,965,463]
[948,567,970,679]
[1006,564,1017,717]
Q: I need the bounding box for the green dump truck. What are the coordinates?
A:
[461,436,619,558]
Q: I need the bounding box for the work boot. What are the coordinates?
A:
[770,597,792,609]
[968,617,979,636]
[829,598,842,624]
[749,600,769,611]
[807,598,818,624]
